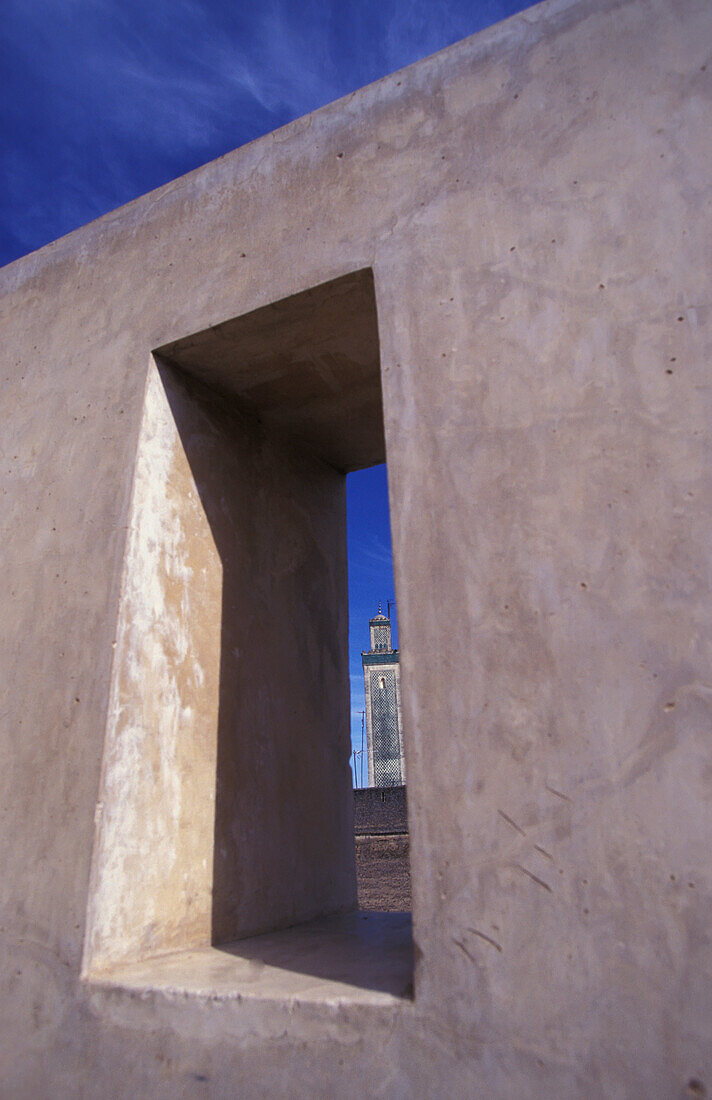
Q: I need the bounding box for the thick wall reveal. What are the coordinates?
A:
[84,271,387,974]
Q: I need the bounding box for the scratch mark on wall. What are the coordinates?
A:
[534,844,553,861]
[545,784,572,802]
[453,938,477,963]
[515,864,552,893]
[497,809,526,835]
[467,928,503,953]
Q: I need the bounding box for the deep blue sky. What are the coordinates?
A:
[1,0,531,268]
[1,0,531,783]
[347,464,398,786]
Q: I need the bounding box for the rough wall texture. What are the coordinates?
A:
[354,788,411,912]
[355,836,412,912]
[354,786,408,834]
[1,0,711,1095]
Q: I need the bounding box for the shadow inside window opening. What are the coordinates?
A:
[153,270,412,999]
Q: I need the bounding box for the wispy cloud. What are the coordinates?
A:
[1,0,343,261]
[350,530,393,569]
[1,0,530,265]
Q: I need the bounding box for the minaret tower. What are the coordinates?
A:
[362,603,404,787]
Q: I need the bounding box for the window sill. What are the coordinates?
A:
[85,911,413,1006]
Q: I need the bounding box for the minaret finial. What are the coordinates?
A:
[378,600,382,614]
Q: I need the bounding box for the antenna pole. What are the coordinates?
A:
[360,710,365,788]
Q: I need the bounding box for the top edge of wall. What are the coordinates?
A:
[0,0,622,294]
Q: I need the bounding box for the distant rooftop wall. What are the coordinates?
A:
[354,786,408,835]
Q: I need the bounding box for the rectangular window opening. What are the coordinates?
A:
[83,270,413,1005]
[347,465,411,922]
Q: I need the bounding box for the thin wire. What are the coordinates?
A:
[360,710,365,788]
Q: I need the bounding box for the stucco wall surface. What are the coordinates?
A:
[1,0,711,1095]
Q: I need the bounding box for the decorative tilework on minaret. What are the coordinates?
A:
[362,604,404,788]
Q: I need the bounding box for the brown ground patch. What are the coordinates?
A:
[355,835,411,912]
